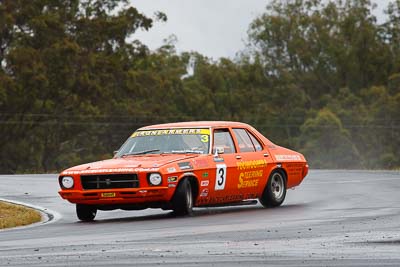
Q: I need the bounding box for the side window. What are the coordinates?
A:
[233,128,263,152]
[233,128,255,152]
[248,131,263,151]
[213,129,236,154]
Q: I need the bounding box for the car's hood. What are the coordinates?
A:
[62,154,199,174]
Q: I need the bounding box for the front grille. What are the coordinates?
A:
[81,174,139,190]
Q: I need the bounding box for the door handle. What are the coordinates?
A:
[263,153,269,157]
[235,155,242,159]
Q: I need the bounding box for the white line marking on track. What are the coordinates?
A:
[309,177,400,185]
[0,198,62,232]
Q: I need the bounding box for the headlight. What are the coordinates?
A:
[148,173,162,186]
[61,176,74,189]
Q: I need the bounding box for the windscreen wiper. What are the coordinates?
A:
[169,150,203,154]
[121,149,160,157]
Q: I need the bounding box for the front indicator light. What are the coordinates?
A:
[61,176,74,189]
[148,173,162,186]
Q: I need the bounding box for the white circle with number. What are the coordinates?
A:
[215,164,227,190]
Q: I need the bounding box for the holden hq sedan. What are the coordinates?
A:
[58,121,308,221]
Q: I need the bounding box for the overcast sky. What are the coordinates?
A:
[129,0,391,60]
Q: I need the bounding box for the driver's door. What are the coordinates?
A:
[208,128,242,204]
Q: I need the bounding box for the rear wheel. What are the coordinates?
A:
[172,179,193,216]
[259,171,287,208]
[76,204,97,221]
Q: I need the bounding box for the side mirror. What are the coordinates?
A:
[113,150,119,156]
[214,146,224,157]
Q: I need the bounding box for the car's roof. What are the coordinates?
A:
[140,121,251,130]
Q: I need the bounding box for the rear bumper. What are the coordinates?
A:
[303,164,309,178]
[59,187,171,205]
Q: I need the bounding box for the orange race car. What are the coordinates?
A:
[58,121,308,221]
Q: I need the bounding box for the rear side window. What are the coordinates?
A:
[233,128,255,152]
[248,131,263,151]
[233,128,263,152]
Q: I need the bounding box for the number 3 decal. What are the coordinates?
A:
[215,164,227,190]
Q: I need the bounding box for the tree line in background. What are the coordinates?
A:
[0,0,399,173]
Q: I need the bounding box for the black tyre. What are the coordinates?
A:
[172,179,193,216]
[76,204,97,221]
[259,171,287,208]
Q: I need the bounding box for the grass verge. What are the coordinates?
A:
[0,201,42,229]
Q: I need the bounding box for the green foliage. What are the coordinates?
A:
[0,0,154,173]
[0,0,399,173]
[299,108,361,168]
[246,0,400,169]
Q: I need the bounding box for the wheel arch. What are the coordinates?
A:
[259,165,288,208]
[270,164,288,184]
[271,164,288,183]
[177,173,199,202]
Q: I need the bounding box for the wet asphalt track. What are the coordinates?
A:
[0,170,399,266]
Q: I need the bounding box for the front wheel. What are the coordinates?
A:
[259,171,287,208]
[172,179,193,216]
[76,204,97,222]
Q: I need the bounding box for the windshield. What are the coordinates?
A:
[115,128,211,157]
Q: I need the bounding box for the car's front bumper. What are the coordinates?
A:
[59,186,171,205]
